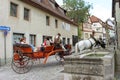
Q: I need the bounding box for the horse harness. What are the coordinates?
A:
[88,38,95,49]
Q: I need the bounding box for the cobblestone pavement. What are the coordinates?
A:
[0,56,64,80]
[0,46,120,80]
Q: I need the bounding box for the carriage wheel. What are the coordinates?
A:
[55,52,65,65]
[55,52,64,62]
[11,55,33,74]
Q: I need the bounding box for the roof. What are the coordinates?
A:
[90,15,114,30]
[90,15,99,23]
[20,0,78,26]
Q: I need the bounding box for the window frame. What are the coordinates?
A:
[29,34,36,46]
[85,33,89,38]
[24,7,30,21]
[62,37,66,45]
[55,19,58,28]
[13,33,24,44]
[46,16,50,26]
[10,2,18,17]
[67,38,70,44]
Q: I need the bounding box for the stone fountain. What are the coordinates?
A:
[63,49,115,80]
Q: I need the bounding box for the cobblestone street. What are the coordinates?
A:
[0,47,120,80]
[0,56,64,80]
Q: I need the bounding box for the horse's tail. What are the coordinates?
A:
[75,43,78,53]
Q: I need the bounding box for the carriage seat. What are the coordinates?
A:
[13,43,33,53]
[13,43,31,48]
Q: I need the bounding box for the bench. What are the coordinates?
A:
[13,43,33,54]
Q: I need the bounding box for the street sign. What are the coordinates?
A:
[0,26,10,31]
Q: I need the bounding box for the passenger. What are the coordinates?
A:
[54,33,66,51]
[40,44,45,51]
[20,37,27,44]
[43,38,47,46]
[43,37,50,46]
[40,37,51,51]
[46,37,50,46]
[20,37,35,52]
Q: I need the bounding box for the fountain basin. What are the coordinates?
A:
[64,50,114,80]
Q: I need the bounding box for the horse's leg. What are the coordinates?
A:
[75,43,78,54]
[79,47,84,54]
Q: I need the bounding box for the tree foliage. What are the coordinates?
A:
[63,0,92,24]
[63,0,92,39]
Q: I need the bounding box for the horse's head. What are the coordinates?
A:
[95,40,106,49]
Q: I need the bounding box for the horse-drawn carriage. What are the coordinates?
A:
[11,43,72,74]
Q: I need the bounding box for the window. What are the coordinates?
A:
[10,2,18,17]
[66,23,70,31]
[72,35,78,46]
[93,23,97,26]
[85,33,89,38]
[24,8,30,21]
[30,34,36,46]
[62,38,66,45]
[13,33,24,44]
[46,16,50,26]
[55,19,58,28]
[96,27,101,31]
[67,38,70,44]
[43,35,52,43]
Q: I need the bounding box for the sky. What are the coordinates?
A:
[56,0,112,22]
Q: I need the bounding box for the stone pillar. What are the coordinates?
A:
[105,27,110,47]
[115,22,120,73]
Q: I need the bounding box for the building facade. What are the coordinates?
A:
[82,15,106,40]
[82,17,93,39]
[0,0,78,64]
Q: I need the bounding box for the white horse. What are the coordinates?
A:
[75,37,96,54]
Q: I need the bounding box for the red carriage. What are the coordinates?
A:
[11,43,72,74]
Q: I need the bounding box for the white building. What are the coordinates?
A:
[0,0,78,65]
[90,15,106,39]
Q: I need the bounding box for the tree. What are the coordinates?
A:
[63,0,92,39]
